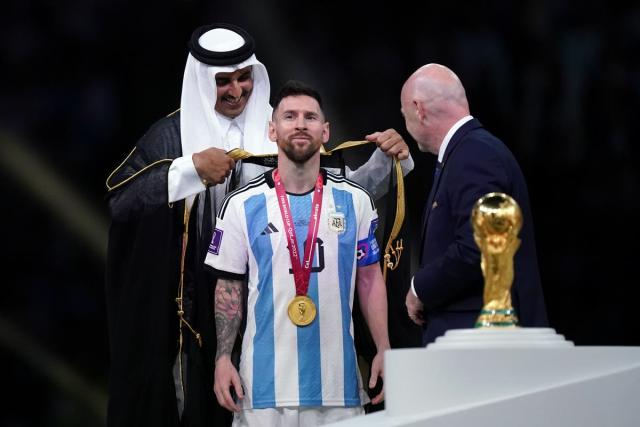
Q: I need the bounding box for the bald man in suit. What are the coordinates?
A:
[400,64,548,345]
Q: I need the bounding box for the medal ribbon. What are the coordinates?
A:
[273,169,323,297]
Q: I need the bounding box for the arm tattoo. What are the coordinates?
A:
[214,278,243,361]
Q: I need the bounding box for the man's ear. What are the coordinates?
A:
[268,120,277,142]
[322,121,330,144]
[413,99,426,123]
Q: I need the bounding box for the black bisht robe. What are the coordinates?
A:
[105,112,229,427]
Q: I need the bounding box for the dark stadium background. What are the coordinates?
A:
[1,1,638,425]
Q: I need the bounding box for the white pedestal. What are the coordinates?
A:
[327,328,640,426]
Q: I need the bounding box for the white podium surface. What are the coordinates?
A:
[327,328,640,427]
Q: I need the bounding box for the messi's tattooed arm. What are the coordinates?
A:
[214,278,243,361]
[213,277,244,411]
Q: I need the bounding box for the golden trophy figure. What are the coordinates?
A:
[472,192,522,328]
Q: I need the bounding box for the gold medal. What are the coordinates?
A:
[287,295,317,326]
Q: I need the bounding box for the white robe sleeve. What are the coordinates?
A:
[167,155,207,203]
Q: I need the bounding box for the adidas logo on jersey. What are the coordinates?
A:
[260,222,279,235]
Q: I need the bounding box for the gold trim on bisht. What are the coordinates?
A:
[105,105,179,193]
[382,157,405,282]
[105,146,173,192]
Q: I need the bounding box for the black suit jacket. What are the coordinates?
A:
[414,118,548,344]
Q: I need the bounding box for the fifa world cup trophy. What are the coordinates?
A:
[472,192,522,328]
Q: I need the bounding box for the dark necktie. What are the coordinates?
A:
[434,161,443,181]
[419,160,443,263]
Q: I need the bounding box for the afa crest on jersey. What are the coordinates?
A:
[328,212,346,233]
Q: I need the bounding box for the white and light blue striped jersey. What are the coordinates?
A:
[205,169,380,409]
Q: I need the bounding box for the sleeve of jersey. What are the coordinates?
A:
[204,199,248,279]
[355,193,381,267]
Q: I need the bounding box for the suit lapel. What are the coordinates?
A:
[419,119,483,261]
[420,163,443,237]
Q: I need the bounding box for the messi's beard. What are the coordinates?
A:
[281,136,321,165]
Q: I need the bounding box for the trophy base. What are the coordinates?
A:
[429,327,573,349]
[475,307,519,328]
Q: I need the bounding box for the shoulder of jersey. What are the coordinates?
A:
[218,174,268,219]
[325,170,375,210]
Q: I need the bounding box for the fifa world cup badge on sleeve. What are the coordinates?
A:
[208,228,223,255]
